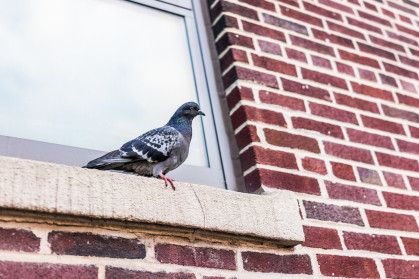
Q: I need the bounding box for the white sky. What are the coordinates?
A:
[0,0,208,167]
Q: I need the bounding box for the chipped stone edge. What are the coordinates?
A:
[0,155,304,246]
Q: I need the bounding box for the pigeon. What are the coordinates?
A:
[83,102,205,190]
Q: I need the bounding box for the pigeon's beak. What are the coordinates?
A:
[198,110,205,116]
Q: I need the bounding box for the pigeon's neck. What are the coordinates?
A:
[167,116,193,139]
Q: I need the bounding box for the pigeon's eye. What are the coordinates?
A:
[189,106,195,111]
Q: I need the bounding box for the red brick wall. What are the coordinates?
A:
[209,0,419,278]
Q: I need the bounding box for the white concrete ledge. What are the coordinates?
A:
[0,156,304,246]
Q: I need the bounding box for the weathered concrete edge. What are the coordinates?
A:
[0,155,304,246]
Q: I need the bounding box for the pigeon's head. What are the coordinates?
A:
[175,102,205,119]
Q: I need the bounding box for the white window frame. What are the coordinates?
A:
[0,0,240,191]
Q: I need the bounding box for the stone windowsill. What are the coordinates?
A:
[0,155,304,247]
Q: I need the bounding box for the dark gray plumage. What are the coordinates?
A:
[83,102,205,189]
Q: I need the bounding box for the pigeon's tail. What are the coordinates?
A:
[83,150,132,170]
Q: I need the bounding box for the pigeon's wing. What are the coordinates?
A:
[119,126,181,163]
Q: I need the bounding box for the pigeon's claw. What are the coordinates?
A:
[158,174,176,190]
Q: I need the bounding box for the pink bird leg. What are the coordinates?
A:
[158,174,175,190]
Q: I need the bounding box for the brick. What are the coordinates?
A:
[370,35,406,52]
[244,168,321,195]
[303,1,342,21]
[326,181,381,205]
[387,32,417,48]
[265,128,320,153]
[286,48,307,63]
[240,146,298,171]
[0,227,40,252]
[358,10,391,27]
[397,23,419,38]
[382,104,419,123]
[384,62,418,80]
[48,231,146,259]
[309,102,358,125]
[242,21,286,42]
[346,128,394,150]
[226,86,254,110]
[383,171,406,189]
[398,139,419,155]
[397,93,419,108]
[258,40,282,56]
[259,90,305,111]
[312,29,354,48]
[401,237,419,256]
[242,252,312,274]
[331,162,356,181]
[203,277,224,279]
[383,192,419,211]
[302,68,348,89]
[239,0,275,11]
[230,105,286,130]
[334,93,380,113]
[366,210,419,232]
[364,2,377,11]
[388,1,417,15]
[224,66,279,89]
[279,5,323,27]
[155,244,235,270]
[339,50,380,68]
[358,167,382,185]
[302,157,327,175]
[292,117,344,138]
[382,8,395,18]
[379,73,398,87]
[282,78,330,101]
[362,115,405,135]
[411,48,419,57]
[327,21,365,40]
[263,13,308,35]
[358,42,396,60]
[410,126,419,139]
[408,176,419,191]
[235,124,259,150]
[304,200,364,226]
[324,142,374,164]
[212,15,239,38]
[303,226,342,249]
[401,79,417,93]
[216,32,254,54]
[276,0,299,7]
[252,54,297,76]
[358,68,377,82]
[376,152,419,172]
[399,55,419,68]
[399,15,412,24]
[382,259,419,279]
[351,82,394,101]
[220,1,258,20]
[220,48,248,72]
[291,35,335,56]
[336,62,355,76]
[311,55,332,69]
[0,261,97,279]
[344,232,401,254]
[106,267,195,279]
[318,0,354,14]
[347,17,382,34]
[318,255,379,278]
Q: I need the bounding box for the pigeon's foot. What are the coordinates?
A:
[158,174,175,190]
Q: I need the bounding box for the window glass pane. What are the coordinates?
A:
[0,0,209,167]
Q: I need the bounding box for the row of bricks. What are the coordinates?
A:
[0,226,418,278]
[220,45,419,96]
[210,0,419,47]
[217,31,418,84]
[220,46,418,95]
[303,225,419,255]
